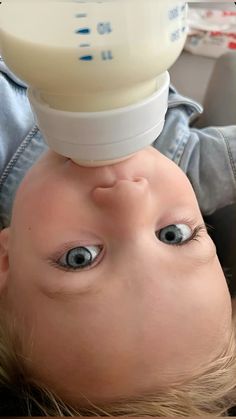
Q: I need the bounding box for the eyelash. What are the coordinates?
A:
[49,246,103,273]
[48,223,206,272]
[173,224,206,247]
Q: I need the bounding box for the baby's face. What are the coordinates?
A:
[1,147,232,406]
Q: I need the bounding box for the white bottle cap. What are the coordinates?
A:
[28,72,170,166]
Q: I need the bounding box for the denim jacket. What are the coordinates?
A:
[1,57,236,230]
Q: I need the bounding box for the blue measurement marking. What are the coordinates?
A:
[80,55,94,61]
[76,13,87,18]
[75,28,91,34]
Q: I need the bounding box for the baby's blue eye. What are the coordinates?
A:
[158,224,192,245]
[59,245,102,270]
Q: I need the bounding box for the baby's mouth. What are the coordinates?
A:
[67,156,145,190]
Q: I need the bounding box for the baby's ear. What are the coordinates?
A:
[0,228,10,293]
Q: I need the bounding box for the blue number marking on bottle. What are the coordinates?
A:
[171,29,180,42]
[101,51,113,60]
[97,22,112,35]
[75,28,91,34]
[80,55,94,61]
[168,7,179,20]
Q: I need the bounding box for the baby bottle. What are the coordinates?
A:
[0,0,188,166]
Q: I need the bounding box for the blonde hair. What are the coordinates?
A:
[1,314,236,417]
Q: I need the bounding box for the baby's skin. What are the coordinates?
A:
[0,146,232,406]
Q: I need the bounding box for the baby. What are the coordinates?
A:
[0,53,236,416]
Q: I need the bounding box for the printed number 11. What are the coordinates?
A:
[101,51,113,60]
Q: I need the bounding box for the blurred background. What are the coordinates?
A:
[170,2,236,103]
[171,2,236,297]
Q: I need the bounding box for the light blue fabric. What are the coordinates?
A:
[155,99,236,215]
[0,58,236,229]
[0,58,48,228]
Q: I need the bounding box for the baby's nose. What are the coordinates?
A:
[92,177,150,213]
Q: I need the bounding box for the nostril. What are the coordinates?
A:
[95,177,145,189]
[133,177,144,183]
[92,177,149,194]
[91,176,150,208]
[98,179,118,189]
